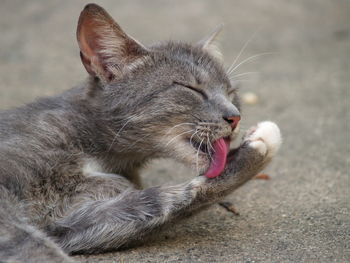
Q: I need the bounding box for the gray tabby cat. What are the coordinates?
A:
[0,3,281,263]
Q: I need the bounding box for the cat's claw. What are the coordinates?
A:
[244,121,282,158]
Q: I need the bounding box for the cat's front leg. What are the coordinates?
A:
[190,121,281,205]
[50,122,280,254]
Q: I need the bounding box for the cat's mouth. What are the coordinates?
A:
[189,137,231,178]
[189,139,210,154]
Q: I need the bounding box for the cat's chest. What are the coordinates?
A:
[81,155,144,188]
[81,156,129,177]
[82,158,106,176]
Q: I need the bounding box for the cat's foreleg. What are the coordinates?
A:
[191,121,281,205]
[52,121,281,254]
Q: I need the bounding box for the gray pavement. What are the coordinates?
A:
[0,0,349,262]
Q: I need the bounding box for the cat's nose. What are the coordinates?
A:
[223,115,241,130]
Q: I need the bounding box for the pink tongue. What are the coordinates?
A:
[204,138,230,178]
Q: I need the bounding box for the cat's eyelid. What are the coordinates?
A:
[227,86,238,96]
[173,81,208,99]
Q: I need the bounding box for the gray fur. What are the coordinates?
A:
[0,3,280,262]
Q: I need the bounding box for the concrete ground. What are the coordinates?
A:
[1,0,349,262]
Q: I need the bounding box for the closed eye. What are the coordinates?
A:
[228,80,239,95]
[227,86,238,98]
[173,81,207,99]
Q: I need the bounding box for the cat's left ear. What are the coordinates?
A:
[77,4,149,83]
[197,24,224,62]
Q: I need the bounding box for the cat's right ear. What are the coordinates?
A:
[197,24,224,63]
[77,4,148,83]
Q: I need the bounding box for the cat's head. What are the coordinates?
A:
[77,4,241,177]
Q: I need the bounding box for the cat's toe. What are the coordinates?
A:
[245,121,282,158]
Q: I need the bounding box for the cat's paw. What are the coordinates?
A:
[244,121,282,158]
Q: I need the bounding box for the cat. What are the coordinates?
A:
[0,3,281,263]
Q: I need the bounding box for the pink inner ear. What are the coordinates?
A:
[79,51,95,77]
[77,14,107,77]
[78,30,94,58]
[76,6,115,80]
[76,4,148,81]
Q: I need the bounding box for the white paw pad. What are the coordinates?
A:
[246,121,282,157]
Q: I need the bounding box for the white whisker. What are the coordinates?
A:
[116,117,134,136]
[165,122,195,135]
[207,135,214,152]
[196,138,205,174]
[119,134,153,152]
[108,115,138,151]
[230,71,260,79]
[228,52,276,75]
[165,129,195,146]
[227,30,259,74]
[206,133,213,161]
[228,79,255,83]
[197,122,219,126]
[189,129,199,146]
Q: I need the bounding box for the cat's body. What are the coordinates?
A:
[0,4,281,263]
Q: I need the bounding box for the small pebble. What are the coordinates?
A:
[242,92,258,105]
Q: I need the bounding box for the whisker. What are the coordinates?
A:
[116,114,140,133]
[229,71,260,78]
[197,122,219,126]
[119,134,153,152]
[207,135,214,151]
[227,30,259,74]
[228,52,276,75]
[165,129,195,146]
[108,115,138,151]
[165,122,195,135]
[228,79,255,83]
[206,133,213,161]
[107,128,118,151]
[196,138,205,174]
[189,129,199,146]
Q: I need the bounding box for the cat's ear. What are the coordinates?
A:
[77,4,148,83]
[197,24,224,62]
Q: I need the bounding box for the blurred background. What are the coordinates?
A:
[0,0,349,262]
